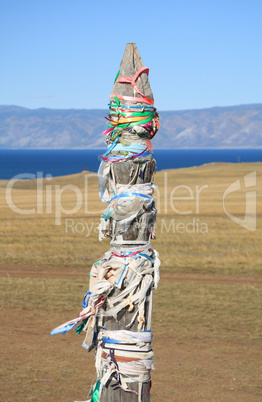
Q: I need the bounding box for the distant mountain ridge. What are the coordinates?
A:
[0,103,262,149]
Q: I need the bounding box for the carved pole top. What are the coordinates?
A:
[110,43,154,104]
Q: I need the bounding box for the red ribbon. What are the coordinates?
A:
[146,380,152,395]
[111,66,154,105]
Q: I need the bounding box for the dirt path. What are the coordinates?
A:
[1,263,261,286]
[1,263,261,401]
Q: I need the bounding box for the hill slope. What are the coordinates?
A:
[0,103,261,149]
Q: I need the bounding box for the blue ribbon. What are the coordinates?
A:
[83,290,92,308]
[110,192,153,202]
[114,264,127,286]
[112,143,150,154]
[102,337,122,344]
[103,135,119,156]
[102,150,152,161]
[108,103,155,110]
[50,322,78,336]
[135,253,154,265]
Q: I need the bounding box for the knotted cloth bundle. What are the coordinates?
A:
[51,246,160,402]
[51,247,160,336]
[96,330,154,399]
[75,330,153,402]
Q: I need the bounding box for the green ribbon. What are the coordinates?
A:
[111,129,120,141]
[114,70,120,83]
[114,95,120,107]
[109,101,153,110]
[109,110,154,117]
[75,317,88,334]
[113,95,120,114]
[90,380,101,402]
[107,116,153,129]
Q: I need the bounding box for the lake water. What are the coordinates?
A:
[0,149,261,180]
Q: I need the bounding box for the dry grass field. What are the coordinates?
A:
[0,162,261,401]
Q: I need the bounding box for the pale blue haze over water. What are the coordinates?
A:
[0,149,262,180]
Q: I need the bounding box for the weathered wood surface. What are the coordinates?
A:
[110,160,155,185]
[110,159,156,242]
[111,43,154,103]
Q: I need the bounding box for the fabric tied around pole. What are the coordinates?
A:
[95,329,154,400]
[51,244,160,402]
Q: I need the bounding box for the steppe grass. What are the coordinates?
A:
[1,275,261,342]
[0,275,261,401]
[0,162,261,401]
[0,163,261,275]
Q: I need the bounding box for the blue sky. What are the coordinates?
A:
[1,0,261,111]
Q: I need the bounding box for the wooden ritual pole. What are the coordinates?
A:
[50,43,160,402]
[99,43,160,402]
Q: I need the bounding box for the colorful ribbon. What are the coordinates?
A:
[111,66,154,105]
